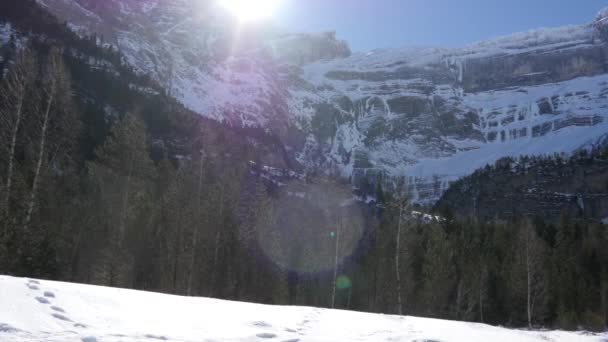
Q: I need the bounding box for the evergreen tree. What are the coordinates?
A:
[87,113,155,287]
[420,224,455,318]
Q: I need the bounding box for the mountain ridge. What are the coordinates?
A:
[30,1,608,202]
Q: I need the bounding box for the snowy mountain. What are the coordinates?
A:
[36,0,350,133]
[291,22,608,202]
[1,275,605,342]
[34,0,608,202]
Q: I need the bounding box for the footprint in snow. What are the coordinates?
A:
[282,339,300,342]
[256,332,277,339]
[144,334,169,340]
[51,306,65,313]
[0,323,20,333]
[74,323,87,329]
[27,279,40,285]
[35,296,51,304]
[81,336,98,342]
[252,321,272,328]
[51,313,72,322]
[26,283,40,290]
[43,291,55,298]
[284,328,297,333]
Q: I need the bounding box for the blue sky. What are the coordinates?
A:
[273,0,605,51]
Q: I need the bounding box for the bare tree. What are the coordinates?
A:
[515,220,546,328]
[158,159,194,294]
[0,47,37,218]
[23,47,76,231]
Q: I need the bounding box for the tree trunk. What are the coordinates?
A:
[395,203,404,315]
[209,185,225,297]
[2,50,32,219]
[526,224,532,329]
[601,269,607,328]
[479,266,484,323]
[347,285,352,310]
[3,96,24,218]
[186,154,204,296]
[331,216,341,309]
[24,88,54,231]
[172,216,182,293]
[455,279,463,319]
[69,221,84,280]
[117,160,134,243]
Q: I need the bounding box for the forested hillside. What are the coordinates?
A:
[0,0,606,332]
[436,147,608,222]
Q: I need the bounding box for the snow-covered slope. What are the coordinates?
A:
[0,276,604,342]
[31,1,608,202]
[35,0,349,132]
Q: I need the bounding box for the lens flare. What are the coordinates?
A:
[336,275,352,290]
[218,0,281,22]
[256,181,365,275]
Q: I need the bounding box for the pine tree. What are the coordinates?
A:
[87,113,154,287]
[158,158,198,294]
[155,153,179,292]
[421,223,455,318]
[393,197,409,315]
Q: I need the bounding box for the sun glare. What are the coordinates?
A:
[218,0,281,22]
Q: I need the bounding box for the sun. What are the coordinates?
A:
[218,0,281,22]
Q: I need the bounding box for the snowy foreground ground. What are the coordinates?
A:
[0,276,606,342]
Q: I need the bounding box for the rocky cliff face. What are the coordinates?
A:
[35,1,608,203]
[289,21,608,202]
[269,31,351,65]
